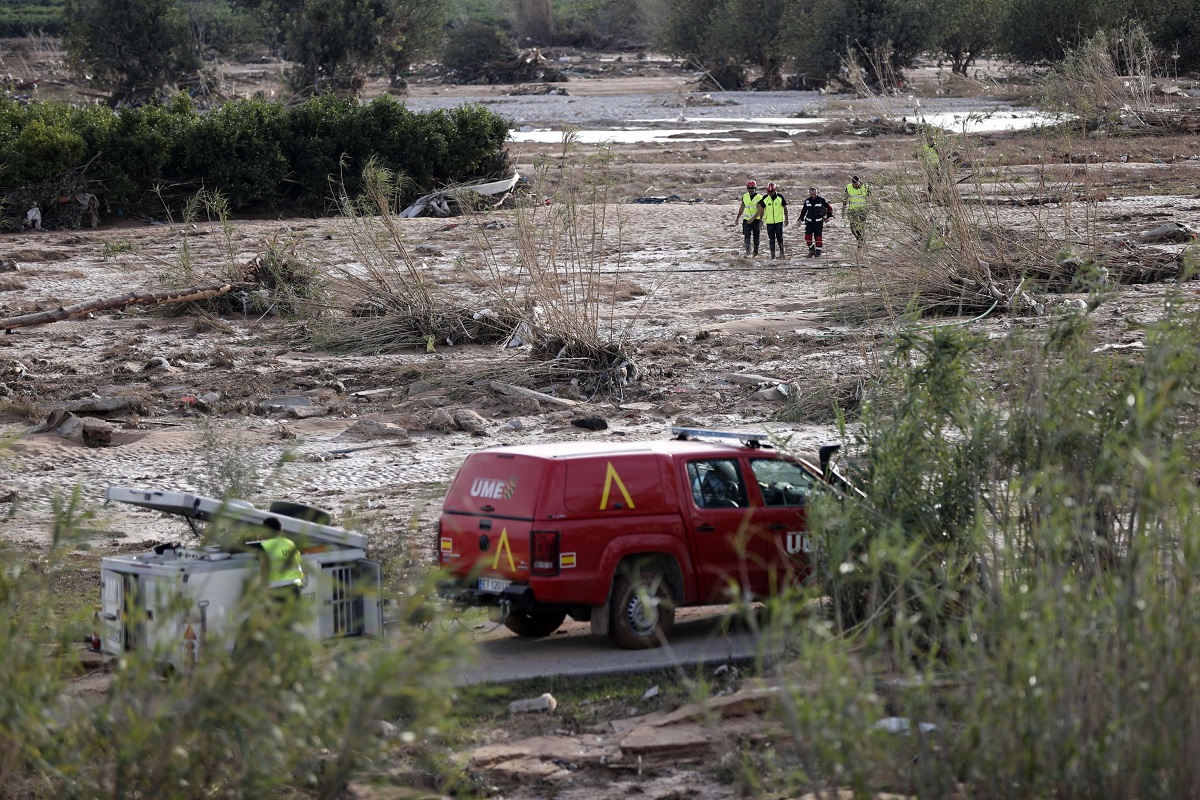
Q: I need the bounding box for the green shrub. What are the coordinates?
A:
[0,1,66,37]
[10,119,88,184]
[181,97,288,206]
[2,489,471,798]
[764,280,1200,796]
[0,94,511,221]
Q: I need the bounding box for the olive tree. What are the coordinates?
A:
[660,0,793,89]
[929,0,1001,75]
[63,0,200,102]
[784,0,931,87]
[236,0,444,95]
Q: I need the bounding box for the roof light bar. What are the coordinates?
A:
[670,427,772,448]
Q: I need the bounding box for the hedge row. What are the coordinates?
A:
[0,92,512,216]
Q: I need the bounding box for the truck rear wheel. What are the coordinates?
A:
[504,609,567,638]
[610,566,675,649]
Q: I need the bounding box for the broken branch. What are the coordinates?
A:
[1,283,234,331]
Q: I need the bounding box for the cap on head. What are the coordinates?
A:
[852,175,861,183]
[746,180,756,188]
[808,186,816,192]
[264,516,283,533]
[766,182,777,191]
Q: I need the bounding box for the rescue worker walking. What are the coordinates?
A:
[733,180,764,257]
[842,175,869,246]
[259,516,304,600]
[761,182,788,259]
[800,187,834,257]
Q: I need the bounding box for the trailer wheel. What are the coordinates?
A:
[609,564,675,649]
[503,609,567,638]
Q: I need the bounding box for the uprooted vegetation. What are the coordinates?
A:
[294,142,654,400]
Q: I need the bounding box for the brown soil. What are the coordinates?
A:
[4,41,1200,800]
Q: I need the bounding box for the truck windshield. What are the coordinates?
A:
[749,459,819,506]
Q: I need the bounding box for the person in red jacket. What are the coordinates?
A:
[799,187,834,257]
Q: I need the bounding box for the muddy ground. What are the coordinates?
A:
[3,43,1200,799]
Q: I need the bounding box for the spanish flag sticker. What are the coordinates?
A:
[440,537,453,553]
[560,552,577,569]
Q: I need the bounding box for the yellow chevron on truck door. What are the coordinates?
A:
[599,461,636,510]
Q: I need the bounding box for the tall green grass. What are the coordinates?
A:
[1,493,471,799]
[751,269,1200,797]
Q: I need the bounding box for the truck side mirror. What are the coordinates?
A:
[818,444,841,480]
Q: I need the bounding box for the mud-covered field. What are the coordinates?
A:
[4,42,1200,799]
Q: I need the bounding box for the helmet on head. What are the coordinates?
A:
[746,180,756,188]
[766,182,777,191]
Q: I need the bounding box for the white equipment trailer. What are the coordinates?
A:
[100,487,383,667]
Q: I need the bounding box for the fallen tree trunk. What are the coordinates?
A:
[1,283,234,331]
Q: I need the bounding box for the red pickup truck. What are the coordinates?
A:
[436,428,848,648]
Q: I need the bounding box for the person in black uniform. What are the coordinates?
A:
[800,187,835,257]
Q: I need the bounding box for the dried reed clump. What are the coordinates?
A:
[457,135,660,398]
[775,374,869,423]
[1041,24,1167,127]
[296,162,520,354]
[836,126,1196,324]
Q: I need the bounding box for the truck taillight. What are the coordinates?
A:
[436,520,449,565]
[531,530,560,576]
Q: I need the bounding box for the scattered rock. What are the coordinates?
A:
[726,372,778,386]
[413,244,444,256]
[34,410,115,446]
[749,385,789,402]
[406,380,437,396]
[506,418,525,430]
[287,405,329,419]
[260,395,312,413]
[430,408,455,431]
[571,416,608,431]
[0,259,17,272]
[509,693,558,714]
[336,419,411,442]
[1138,221,1197,243]
[0,489,17,503]
[454,409,490,435]
[142,356,172,372]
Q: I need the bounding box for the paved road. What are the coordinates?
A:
[455,606,791,685]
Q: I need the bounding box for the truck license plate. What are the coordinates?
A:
[478,577,511,593]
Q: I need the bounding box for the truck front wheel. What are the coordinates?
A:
[610,567,675,649]
[504,609,567,638]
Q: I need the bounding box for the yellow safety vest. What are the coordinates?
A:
[921,142,940,169]
[761,195,786,224]
[846,183,868,209]
[741,192,763,222]
[261,536,303,588]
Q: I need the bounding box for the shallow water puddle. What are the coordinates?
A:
[509,109,1062,143]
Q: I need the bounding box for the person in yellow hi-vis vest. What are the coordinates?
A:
[259,516,304,600]
[761,182,789,259]
[732,180,764,257]
[842,175,869,246]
